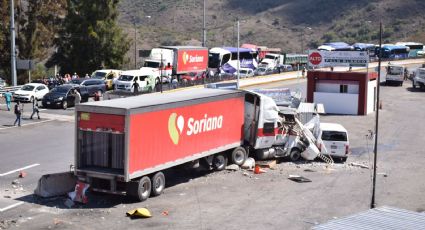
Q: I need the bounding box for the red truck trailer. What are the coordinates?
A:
[75,88,247,201]
[75,88,321,201]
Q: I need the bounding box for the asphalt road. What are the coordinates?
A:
[1,65,424,229]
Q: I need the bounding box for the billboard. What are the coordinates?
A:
[308,51,369,68]
[176,49,208,74]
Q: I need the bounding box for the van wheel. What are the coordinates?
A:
[62,101,68,110]
[231,147,247,166]
[212,154,228,171]
[290,148,301,162]
[151,172,165,196]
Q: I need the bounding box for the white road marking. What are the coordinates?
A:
[0,202,24,212]
[0,119,53,130]
[0,163,40,177]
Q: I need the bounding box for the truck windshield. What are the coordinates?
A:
[118,75,134,81]
[92,72,107,79]
[265,54,277,59]
[321,131,347,141]
[144,61,160,68]
[208,53,220,68]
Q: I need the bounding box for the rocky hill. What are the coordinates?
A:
[118,0,425,53]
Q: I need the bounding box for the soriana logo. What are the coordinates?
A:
[182,51,204,65]
[309,52,322,65]
[168,113,223,145]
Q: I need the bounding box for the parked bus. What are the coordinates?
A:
[317,42,354,51]
[353,43,376,58]
[395,42,424,57]
[379,45,410,59]
[208,47,258,75]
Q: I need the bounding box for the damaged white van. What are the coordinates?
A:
[319,123,350,162]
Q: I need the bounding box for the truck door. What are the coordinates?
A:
[244,93,260,146]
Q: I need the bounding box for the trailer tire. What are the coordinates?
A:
[289,148,301,162]
[212,154,227,171]
[151,172,165,196]
[136,176,152,201]
[231,147,247,166]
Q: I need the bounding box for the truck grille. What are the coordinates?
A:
[77,130,125,170]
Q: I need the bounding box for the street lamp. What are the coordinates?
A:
[301,27,312,54]
[133,15,151,69]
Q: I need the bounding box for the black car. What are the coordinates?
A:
[42,84,89,109]
[70,78,106,97]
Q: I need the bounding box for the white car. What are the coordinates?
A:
[13,83,49,103]
[319,123,350,162]
[234,68,254,78]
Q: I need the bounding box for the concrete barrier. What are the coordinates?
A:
[34,172,77,198]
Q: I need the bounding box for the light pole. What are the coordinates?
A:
[237,20,240,89]
[202,0,206,47]
[10,0,17,86]
[133,15,151,69]
[301,27,312,54]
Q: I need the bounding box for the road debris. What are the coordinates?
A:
[34,172,77,198]
[350,162,369,169]
[161,210,169,216]
[64,199,75,208]
[288,175,312,183]
[11,179,20,185]
[256,160,277,169]
[68,181,90,204]
[19,171,27,178]
[304,169,316,172]
[225,164,240,171]
[377,172,388,177]
[241,158,255,170]
[126,208,152,218]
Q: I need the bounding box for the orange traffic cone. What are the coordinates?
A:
[254,165,266,174]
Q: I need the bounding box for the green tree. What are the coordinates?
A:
[47,0,130,75]
[0,0,11,81]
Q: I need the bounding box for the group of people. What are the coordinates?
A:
[2,90,41,127]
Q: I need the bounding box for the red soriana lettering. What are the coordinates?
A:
[309,52,322,65]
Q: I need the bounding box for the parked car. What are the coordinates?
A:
[280,64,293,72]
[181,72,206,85]
[70,78,106,97]
[233,68,254,78]
[319,123,350,162]
[91,69,121,90]
[42,84,89,109]
[13,83,49,103]
[254,67,274,76]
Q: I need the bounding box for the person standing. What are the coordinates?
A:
[132,78,139,95]
[3,90,12,111]
[14,101,22,127]
[30,99,40,119]
[74,89,81,105]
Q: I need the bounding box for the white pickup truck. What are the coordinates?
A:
[412,67,425,89]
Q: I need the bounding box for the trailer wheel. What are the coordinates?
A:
[137,176,152,201]
[289,148,301,162]
[231,147,247,166]
[151,172,165,196]
[212,154,228,171]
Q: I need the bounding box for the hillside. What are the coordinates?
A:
[118,0,425,56]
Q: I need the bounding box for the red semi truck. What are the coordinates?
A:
[75,88,320,201]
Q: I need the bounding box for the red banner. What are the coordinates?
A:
[176,49,208,74]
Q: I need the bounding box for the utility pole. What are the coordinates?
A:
[202,0,206,47]
[134,22,137,69]
[371,21,382,209]
[236,20,240,89]
[10,0,17,86]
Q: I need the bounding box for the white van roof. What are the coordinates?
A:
[320,123,347,132]
[120,68,157,76]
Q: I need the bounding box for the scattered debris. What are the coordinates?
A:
[3,195,11,199]
[34,172,77,198]
[126,208,152,218]
[256,160,277,169]
[64,199,74,208]
[161,211,169,216]
[11,180,20,185]
[254,165,267,174]
[241,157,255,170]
[304,169,316,172]
[225,164,240,171]
[19,171,27,178]
[350,162,369,169]
[68,181,90,204]
[288,175,312,183]
[242,172,250,177]
[377,172,388,177]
